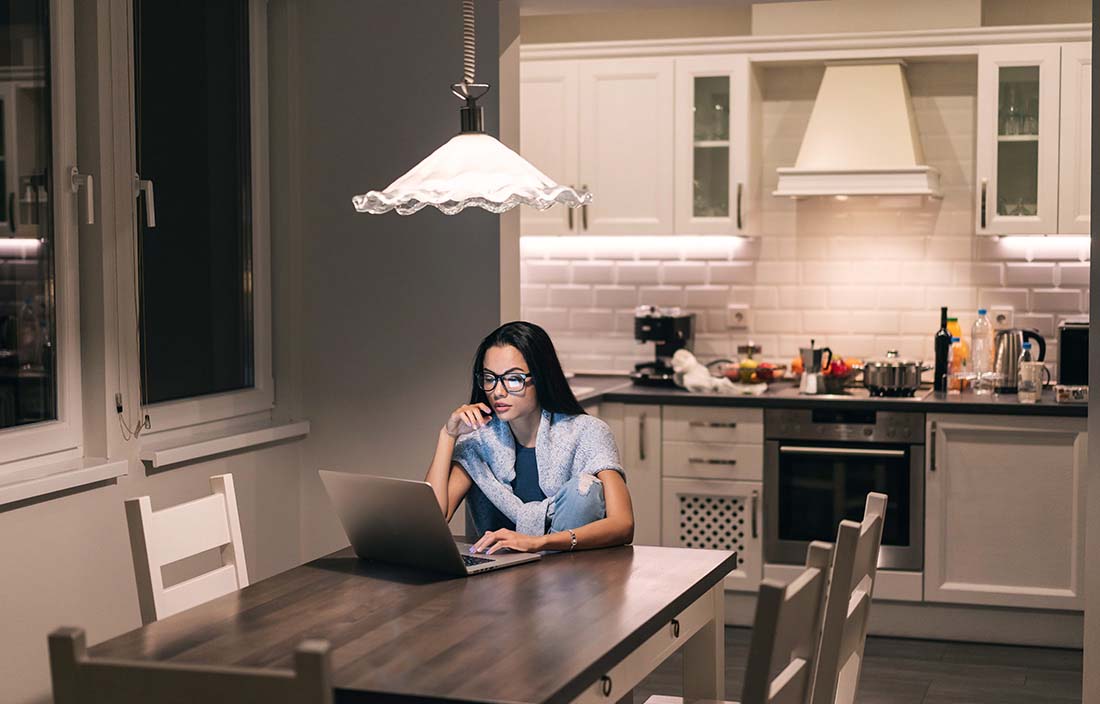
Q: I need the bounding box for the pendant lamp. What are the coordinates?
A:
[352,0,591,216]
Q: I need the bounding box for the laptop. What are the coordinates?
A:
[318,470,541,576]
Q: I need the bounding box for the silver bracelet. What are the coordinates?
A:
[568,529,577,551]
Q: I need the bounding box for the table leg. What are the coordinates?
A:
[682,584,724,703]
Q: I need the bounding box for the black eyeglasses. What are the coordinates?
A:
[478,370,533,394]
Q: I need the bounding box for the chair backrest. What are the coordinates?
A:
[810,492,887,704]
[49,627,332,704]
[741,541,834,704]
[125,474,249,624]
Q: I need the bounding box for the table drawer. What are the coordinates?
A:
[572,585,716,704]
[662,406,763,444]
[663,441,762,481]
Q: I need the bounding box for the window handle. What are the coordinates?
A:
[736,181,743,230]
[581,184,589,230]
[71,167,94,225]
[135,176,156,228]
[567,186,574,230]
[979,178,987,230]
[751,489,759,538]
[929,421,937,472]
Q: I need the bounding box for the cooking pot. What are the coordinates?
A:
[863,350,928,397]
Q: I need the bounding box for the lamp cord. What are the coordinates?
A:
[461,0,475,85]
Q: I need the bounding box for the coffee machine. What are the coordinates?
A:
[630,306,695,387]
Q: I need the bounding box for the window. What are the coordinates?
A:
[0,0,82,466]
[127,0,272,433]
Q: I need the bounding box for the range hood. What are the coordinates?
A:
[774,60,941,198]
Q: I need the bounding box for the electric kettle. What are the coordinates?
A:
[993,328,1046,393]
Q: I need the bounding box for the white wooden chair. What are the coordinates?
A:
[644,541,834,704]
[809,492,887,704]
[125,474,249,624]
[48,627,332,704]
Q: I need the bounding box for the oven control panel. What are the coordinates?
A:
[764,408,925,444]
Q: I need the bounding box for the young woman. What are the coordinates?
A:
[425,321,634,555]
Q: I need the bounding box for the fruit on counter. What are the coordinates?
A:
[738,357,758,383]
[824,358,850,377]
[791,356,804,375]
[755,362,776,381]
[843,357,863,368]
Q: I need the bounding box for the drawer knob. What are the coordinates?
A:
[600,675,613,697]
[671,618,681,638]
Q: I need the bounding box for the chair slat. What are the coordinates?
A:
[158,564,239,620]
[152,494,232,566]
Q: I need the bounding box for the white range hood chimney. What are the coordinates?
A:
[773,60,941,198]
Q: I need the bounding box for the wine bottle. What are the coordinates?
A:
[933,306,951,392]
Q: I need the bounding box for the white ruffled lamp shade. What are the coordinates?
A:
[352,133,591,216]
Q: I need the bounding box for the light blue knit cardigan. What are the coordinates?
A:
[453,409,624,536]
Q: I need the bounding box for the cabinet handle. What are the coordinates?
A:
[979,178,987,229]
[735,181,743,230]
[638,412,646,461]
[7,192,14,232]
[567,185,574,229]
[688,457,737,466]
[929,421,937,472]
[689,421,737,429]
[670,619,681,638]
[135,176,156,228]
[600,675,613,698]
[581,184,589,230]
[751,489,759,539]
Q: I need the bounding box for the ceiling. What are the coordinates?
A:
[517,0,806,16]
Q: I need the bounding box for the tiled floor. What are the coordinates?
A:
[635,627,1083,704]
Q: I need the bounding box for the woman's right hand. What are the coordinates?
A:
[444,403,493,438]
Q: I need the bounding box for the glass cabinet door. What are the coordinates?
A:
[674,56,752,235]
[976,45,1060,235]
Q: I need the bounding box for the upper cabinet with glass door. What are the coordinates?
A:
[674,55,755,236]
[1058,43,1091,235]
[976,44,1083,235]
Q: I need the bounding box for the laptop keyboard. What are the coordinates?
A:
[462,554,494,567]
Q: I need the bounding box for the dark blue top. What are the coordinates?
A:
[476,441,546,533]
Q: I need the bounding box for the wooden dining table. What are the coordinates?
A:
[91,544,736,704]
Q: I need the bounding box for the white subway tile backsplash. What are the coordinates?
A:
[753,311,802,334]
[709,261,755,284]
[828,286,875,310]
[900,311,939,335]
[979,288,1030,311]
[1032,288,1082,313]
[1014,313,1056,338]
[521,285,548,308]
[804,310,852,333]
[526,260,571,284]
[685,286,731,308]
[616,261,661,284]
[925,236,972,261]
[752,286,780,309]
[525,307,570,330]
[614,309,635,333]
[548,285,595,308]
[571,260,617,284]
[571,309,615,331]
[926,286,977,312]
[661,261,708,284]
[801,261,853,285]
[954,262,1003,286]
[635,238,683,260]
[638,286,685,307]
[779,285,827,310]
[756,261,799,284]
[1059,262,1090,287]
[1005,263,1056,286]
[594,285,638,308]
[901,262,954,285]
[852,311,900,334]
[875,286,926,311]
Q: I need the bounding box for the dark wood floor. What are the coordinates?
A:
[635,627,1083,704]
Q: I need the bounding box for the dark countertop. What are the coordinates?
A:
[570,374,1087,418]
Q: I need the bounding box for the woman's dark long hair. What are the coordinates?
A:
[469,321,586,417]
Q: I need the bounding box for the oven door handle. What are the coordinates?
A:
[778,446,907,458]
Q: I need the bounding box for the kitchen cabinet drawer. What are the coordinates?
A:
[663,440,762,481]
[662,477,761,592]
[662,406,763,444]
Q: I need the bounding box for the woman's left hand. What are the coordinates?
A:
[472,529,544,555]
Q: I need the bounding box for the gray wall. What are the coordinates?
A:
[269,0,502,559]
[0,2,503,702]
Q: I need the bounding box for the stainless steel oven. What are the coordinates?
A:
[764,407,924,571]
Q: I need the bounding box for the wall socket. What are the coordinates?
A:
[990,307,1014,329]
[727,304,752,330]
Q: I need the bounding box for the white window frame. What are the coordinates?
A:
[0,0,84,468]
[117,0,273,437]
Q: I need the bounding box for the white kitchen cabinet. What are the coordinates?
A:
[600,403,662,546]
[663,477,761,592]
[578,58,675,234]
[673,55,756,235]
[519,60,579,236]
[1058,42,1091,235]
[925,414,1088,610]
[519,57,675,235]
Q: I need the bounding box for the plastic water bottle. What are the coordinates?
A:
[1017,342,1039,403]
[971,309,994,395]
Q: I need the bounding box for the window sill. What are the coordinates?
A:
[139,419,310,469]
[0,457,129,507]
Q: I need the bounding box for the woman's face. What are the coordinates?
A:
[481,344,539,422]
